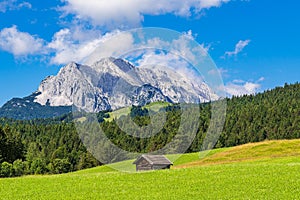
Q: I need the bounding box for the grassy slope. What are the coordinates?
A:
[1,140,300,199]
[175,139,300,168]
[105,101,171,122]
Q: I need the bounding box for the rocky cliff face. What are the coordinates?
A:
[34,57,215,112]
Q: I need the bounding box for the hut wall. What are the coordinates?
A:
[136,158,152,171]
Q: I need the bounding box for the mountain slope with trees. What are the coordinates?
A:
[0,92,72,120]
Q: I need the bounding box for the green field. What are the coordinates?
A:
[1,140,300,199]
[105,101,171,122]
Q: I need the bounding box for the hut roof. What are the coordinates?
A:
[133,155,173,165]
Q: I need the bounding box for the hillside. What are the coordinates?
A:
[84,82,300,155]
[176,139,300,168]
[1,140,300,199]
[0,92,72,120]
[215,82,300,148]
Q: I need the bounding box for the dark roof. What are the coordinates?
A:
[133,155,173,165]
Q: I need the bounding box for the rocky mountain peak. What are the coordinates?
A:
[33,57,214,112]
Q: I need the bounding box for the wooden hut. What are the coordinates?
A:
[133,155,173,171]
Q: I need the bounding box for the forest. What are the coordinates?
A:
[0,82,299,177]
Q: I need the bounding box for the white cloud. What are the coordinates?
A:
[47,28,102,64]
[133,50,206,89]
[82,31,135,65]
[0,0,31,13]
[224,82,260,96]
[232,79,246,84]
[139,30,209,63]
[224,77,265,96]
[61,0,230,28]
[0,25,134,64]
[47,28,136,65]
[0,25,45,56]
[224,39,251,58]
[135,51,189,69]
[84,29,210,67]
[0,25,213,69]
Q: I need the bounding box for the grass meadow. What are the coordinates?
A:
[1,140,300,199]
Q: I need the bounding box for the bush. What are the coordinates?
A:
[52,159,71,174]
[30,158,47,174]
[0,162,13,177]
[13,159,24,177]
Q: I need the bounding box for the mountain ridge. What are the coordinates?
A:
[0,57,214,119]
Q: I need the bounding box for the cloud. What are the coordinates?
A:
[0,25,45,56]
[47,28,102,64]
[0,25,212,68]
[135,50,190,69]
[224,39,251,58]
[224,77,265,96]
[61,0,230,28]
[84,31,135,65]
[140,30,209,63]
[0,25,133,64]
[0,1,232,64]
[0,0,31,13]
[225,82,260,96]
[85,29,210,66]
[47,28,136,65]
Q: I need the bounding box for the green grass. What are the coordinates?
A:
[105,107,131,122]
[1,140,300,199]
[143,101,171,111]
[105,101,171,122]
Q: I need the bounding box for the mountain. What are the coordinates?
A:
[0,57,214,119]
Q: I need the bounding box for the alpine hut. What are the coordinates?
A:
[133,155,173,171]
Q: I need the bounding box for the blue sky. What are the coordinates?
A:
[0,0,299,106]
